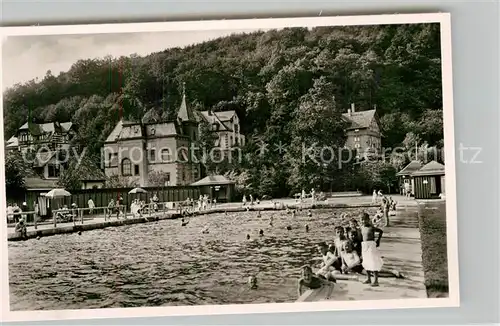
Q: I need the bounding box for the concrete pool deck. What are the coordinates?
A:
[298,201,428,301]
[6,196,415,242]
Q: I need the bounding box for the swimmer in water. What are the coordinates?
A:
[248,275,258,289]
[305,224,309,232]
[246,234,251,240]
[307,210,312,217]
[297,265,335,297]
[259,229,264,236]
[286,225,292,231]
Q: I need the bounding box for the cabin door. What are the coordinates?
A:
[38,193,48,216]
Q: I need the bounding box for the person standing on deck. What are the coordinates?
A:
[372,190,377,204]
[21,202,28,221]
[359,212,384,287]
[6,203,14,223]
[106,199,114,221]
[381,197,390,227]
[88,198,95,215]
[33,202,39,224]
[242,194,247,207]
[311,188,315,204]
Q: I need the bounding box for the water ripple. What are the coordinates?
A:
[8,208,375,310]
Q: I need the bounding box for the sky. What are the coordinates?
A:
[1,28,263,91]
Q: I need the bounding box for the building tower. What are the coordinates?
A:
[176,82,201,182]
[177,82,199,141]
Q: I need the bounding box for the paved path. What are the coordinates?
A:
[299,201,428,301]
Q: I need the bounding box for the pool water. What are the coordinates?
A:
[8,208,375,310]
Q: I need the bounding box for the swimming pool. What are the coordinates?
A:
[8,208,375,310]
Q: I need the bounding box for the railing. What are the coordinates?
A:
[6,201,199,232]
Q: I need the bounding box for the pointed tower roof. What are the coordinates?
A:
[177,82,197,123]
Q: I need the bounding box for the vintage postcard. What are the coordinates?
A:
[1,13,459,322]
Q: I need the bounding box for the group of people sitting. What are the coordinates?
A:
[298,212,387,297]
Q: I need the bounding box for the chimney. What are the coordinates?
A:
[351,103,355,113]
[347,108,352,116]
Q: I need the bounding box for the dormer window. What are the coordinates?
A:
[151,128,156,136]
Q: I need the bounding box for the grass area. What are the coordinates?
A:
[417,200,449,298]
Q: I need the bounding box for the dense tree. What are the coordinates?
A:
[5,151,28,190]
[3,23,444,196]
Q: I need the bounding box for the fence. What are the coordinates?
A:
[6,199,208,233]
[16,185,203,217]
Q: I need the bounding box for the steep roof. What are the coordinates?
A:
[213,110,237,122]
[75,159,107,181]
[396,160,423,176]
[25,177,59,190]
[6,136,18,148]
[33,151,57,167]
[342,109,376,130]
[412,160,445,176]
[177,83,197,123]
[18,122,73,134]
[105,120,124,142]
[199,111,231,131]
[190,175,235,186]
[145,122,179,137]
[105,119,180,143]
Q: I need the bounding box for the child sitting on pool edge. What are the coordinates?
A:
[297,265,335,297]
[317,242,341,279]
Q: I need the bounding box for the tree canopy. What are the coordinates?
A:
[3,24,444,196]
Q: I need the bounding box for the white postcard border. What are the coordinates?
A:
[0,12,459,323]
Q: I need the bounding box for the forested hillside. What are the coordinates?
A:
[3,23,445,196]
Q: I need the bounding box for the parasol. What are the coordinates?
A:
[128,187,147,194]
[44,188,72,199]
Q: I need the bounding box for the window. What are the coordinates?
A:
[161,149,171,162]
[47,164,60,178]
[355,143,361,149]
[235,124,239,133]
[121,158,132,176]
[134,165,140,175]
[225,134,229,148]
[107,153,118,167]
[182,170,186,181]
[149,149,156,162]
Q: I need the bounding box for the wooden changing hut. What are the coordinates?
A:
[190,175,235,203]
[412,161,445,200]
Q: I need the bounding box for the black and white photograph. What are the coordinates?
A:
[1,14,459,322]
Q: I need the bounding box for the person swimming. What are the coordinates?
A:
[246,234,251,240]
[297,265,335,298]
[259,229,264,236]
[305,224,309,232]
[248,275,258,289]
